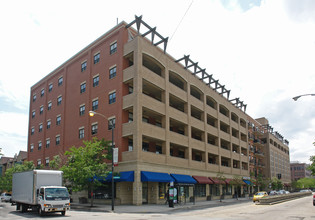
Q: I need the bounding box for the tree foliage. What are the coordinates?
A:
[308,140,315,175]
[61,138,111,206]
[0,161,36,192]
[296,178,315,189]
[270,177,283,190]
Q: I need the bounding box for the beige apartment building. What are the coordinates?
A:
[28,16,289,205]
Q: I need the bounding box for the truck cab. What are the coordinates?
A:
[37,186,70,216]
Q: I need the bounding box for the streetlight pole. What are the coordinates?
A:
[89,110,115,211]
[292,93,315,101]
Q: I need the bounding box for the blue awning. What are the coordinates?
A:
[141,171,174,182]
[243,180,252,185]
[170,174,197,184]
[106,171,134,182]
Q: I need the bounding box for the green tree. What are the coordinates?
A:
[256,174,268,191]
[296,177,315,189]
[61,138,110,207]
[270,177,283,190]
[49,155,62,170]
[216,172,226,202]
[0,161,35,192]
[231,176,243,200]
[308,140,315,175]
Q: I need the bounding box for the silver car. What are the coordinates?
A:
[0,192,11,202]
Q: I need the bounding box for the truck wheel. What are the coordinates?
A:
[21,204,27,213]
[39,207,45,216]
[61,211,66,216]
[16,203,20,211]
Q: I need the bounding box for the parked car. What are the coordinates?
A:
[313,194,315,206]
[0,192,11,202]
[269,191,278,196]
[253,191,268,202]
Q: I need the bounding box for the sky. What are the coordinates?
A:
[0,0,314,164]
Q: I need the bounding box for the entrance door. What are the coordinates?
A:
[142,182,148,204]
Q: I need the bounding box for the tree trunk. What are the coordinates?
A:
[90,183,94,207]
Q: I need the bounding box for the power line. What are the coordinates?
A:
[169,0,194,42]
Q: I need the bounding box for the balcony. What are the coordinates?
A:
[140,150,167,164]
[169,131,189,147]
[142,122,165,140]
[191,138,205,152]
[142,94,165,115]
[169,83,187,102]
[122,122,136,137]
[123,93,135,110]
[142,67,165,90]
[123,65,135,83]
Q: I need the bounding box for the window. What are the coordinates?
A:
[56,115,61,125]
[81,61,87,72]
[30,144,34,152]
[79,105,85,116]
[56,135,60,145]
[33,94,36,102]
[47,120,51,129]
[92,99,98,111]
[128,139,133,151]
[39,124,43,132]
[91,123,98,135]
[57,96,62,105]
[109,91,116,104]
[49,83,53,92]
[48,102,52,110]
[32,110,35,118]
[156,145,162,154]
[93,75,99,87]
[195,184,206,197]
[108,118,115,130]
[37,159,41,167]
[109,66,116,79]
[110,42,117,54]
[142,142,149,152]
[41,89,45,97]
[94,53,100,64]
[45,158,50,167]
[38,141,42,150]
[31,127,35,135]
[128,112,133,122]
[79,128,84,139]
[80,82,86,93]
[58,77,63,86]
[46,139,50,148]
[40,106,44,115]
[129,86,133,94]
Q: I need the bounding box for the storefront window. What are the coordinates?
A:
[226,184,232,195]
[213,184,220,196]
[159,183,167,199]
[88,183,115,199]
[195,184,206,197]
[222,184,226,195]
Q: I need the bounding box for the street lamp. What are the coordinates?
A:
[292,93,315,101]
[89,110,115,211]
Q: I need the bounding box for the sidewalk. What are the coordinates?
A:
[70,197,252,214]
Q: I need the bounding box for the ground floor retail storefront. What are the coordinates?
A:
[72,169,253,205]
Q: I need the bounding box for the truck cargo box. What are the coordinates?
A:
[12,170,63,205]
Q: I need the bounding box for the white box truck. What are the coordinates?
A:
[12,170,70,216]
